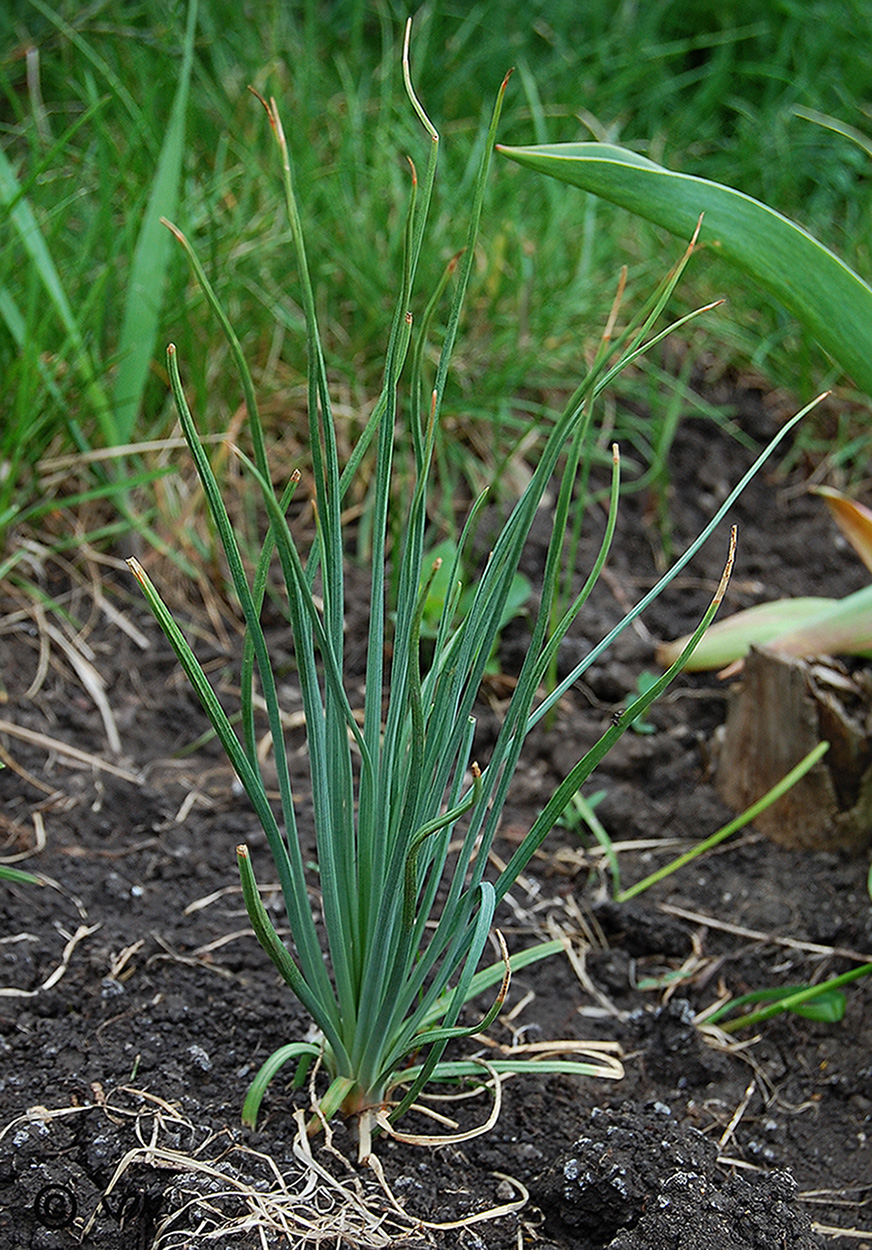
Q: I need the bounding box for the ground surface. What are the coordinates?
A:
[1,390,871,1248]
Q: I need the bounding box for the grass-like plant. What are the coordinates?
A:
[0,0,198,578]
[127,27,812,1155]
[5,2,870,555]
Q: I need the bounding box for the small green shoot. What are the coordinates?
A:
[0,865,42,886]
[420,538,531,674]
[558,788,621,895]
[617,742,828,902]
[706,962,872,1034]
[627,670,659,734]
[707,983,847,1028]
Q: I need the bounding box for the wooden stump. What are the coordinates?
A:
[715,647,872,854]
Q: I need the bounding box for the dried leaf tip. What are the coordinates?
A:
[160,216,184,242]
[689,212,705,250]
[715,526,738,603]
[403,16,438,143]
[247,85,276,132]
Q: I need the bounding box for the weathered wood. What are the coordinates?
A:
[715,646,872,854]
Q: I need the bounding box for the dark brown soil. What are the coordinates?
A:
[1,394,871,1248]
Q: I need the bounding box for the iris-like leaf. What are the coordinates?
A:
[496,142,872,395]
[659,587,872,669]
[655,597,838,670]
[769,584,872,657]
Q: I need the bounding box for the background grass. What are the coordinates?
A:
[2,0,872,564]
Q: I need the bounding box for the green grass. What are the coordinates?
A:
[2,0,872,553]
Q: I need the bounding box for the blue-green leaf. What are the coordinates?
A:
[497,142,872,396]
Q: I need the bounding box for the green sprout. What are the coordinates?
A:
[419,537,531,676]
[627,670,659,734]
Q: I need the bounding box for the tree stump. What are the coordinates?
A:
[715,646,872,854]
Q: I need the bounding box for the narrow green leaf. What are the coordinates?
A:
[717,962,872,1033]
[617,741,829,901]
[0,145,112,442]
[793,105,872,161]
[387,882,496,1122]
[495,526,740,899]
[398,1057,624,1082]
[112,0,198,441]
[497,141,872,395]
[708,983,846,1026]
[236,846,350,1067]
[241,1042,324,1129]
[0,865,42,886]
[419,938,565,1030]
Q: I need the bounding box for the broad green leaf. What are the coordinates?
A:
[496,142,872,397]
[770,583,872,657]
[419,539,459,634]
[710,983,847,1026]
[419,537,531,648]
[656,597,837,669]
